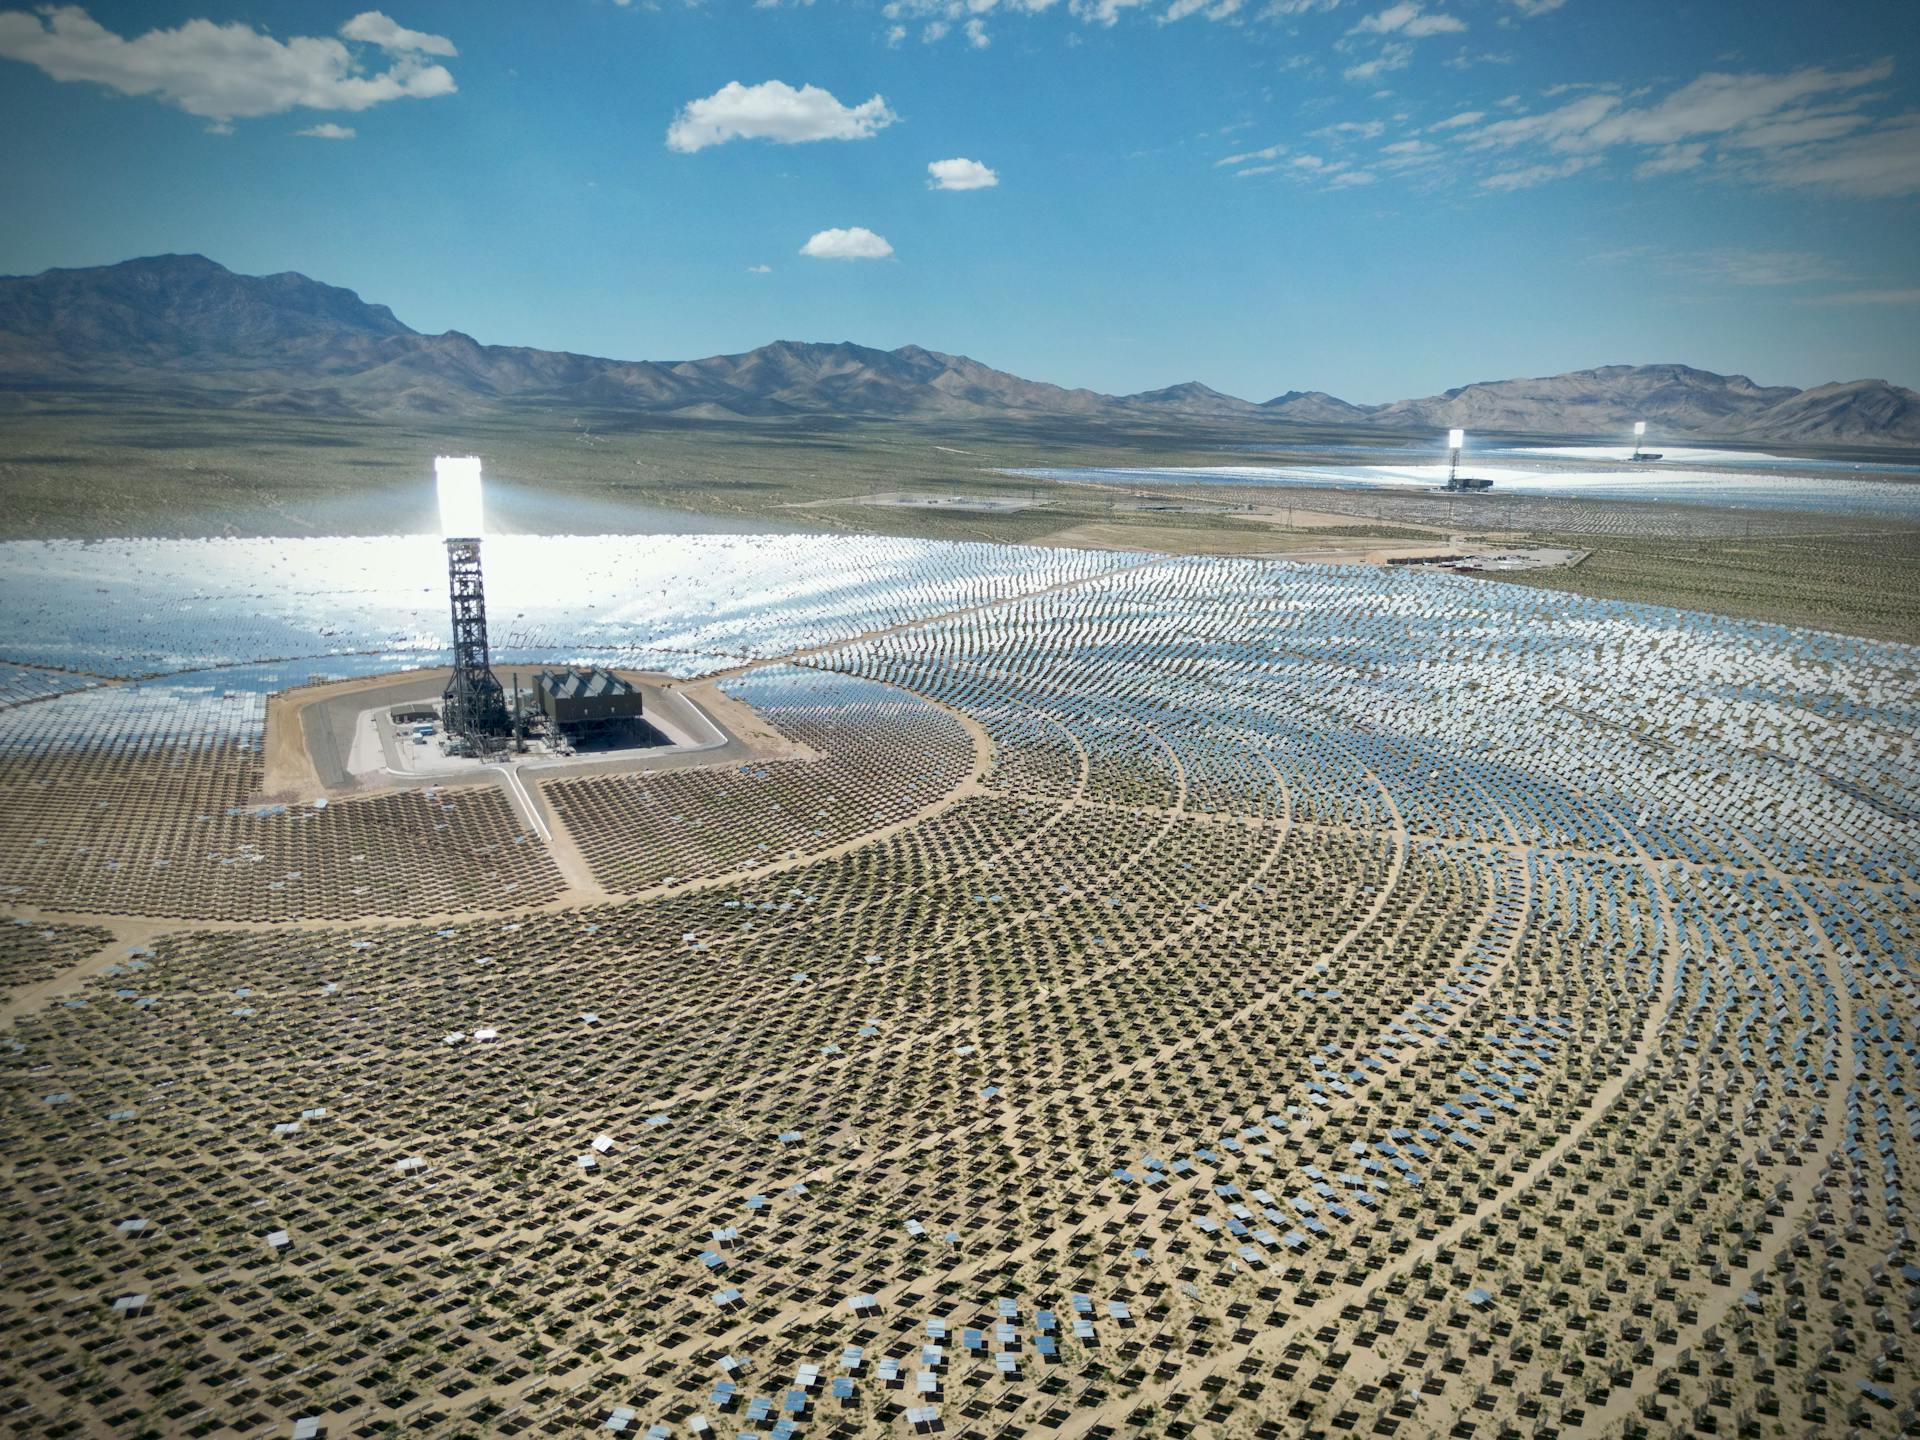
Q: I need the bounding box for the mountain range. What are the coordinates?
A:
[2,254,1916,446]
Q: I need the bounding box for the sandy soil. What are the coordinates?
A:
[669,675,816,762]
[1034,520,1486,565]
[261,667,454,800]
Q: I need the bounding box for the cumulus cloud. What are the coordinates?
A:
[0,6,457,122]
[338,11,454,56]
[296,122,356,139]
[927,156,998,189]
[799,226,894,260]
[666,80,897,153]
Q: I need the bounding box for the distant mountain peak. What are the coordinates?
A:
[96,252,225,273]
[1119,381,1260,415]
[1261,390,1376,423]
[0,256,1914,444]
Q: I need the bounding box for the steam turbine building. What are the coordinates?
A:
[535,667,646,740]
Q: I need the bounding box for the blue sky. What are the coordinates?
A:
[1,0,1916,402]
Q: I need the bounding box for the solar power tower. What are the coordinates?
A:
[435,456,511,748]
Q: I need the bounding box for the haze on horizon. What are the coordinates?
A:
[0,0,1916,404]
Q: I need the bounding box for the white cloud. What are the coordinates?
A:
[1720,109,1870,152]
[1217,142,1285,167]
[1581,60,1892,149]
[1070,0,1155,25]
[1467,61,1891,157]
[296,122,355,139]
[747,264,773,274]
[1466,91,1620,150]
[1219,143,1385,192]
[1352,3,1465,37]
[1443,48,1514,70]
[0,6,457,122]
[1677,250,1841,286]
[1632,143,1704,177]
[1762,114,1920,197]
[666,80,897,153]
[1379,137,1438,166]
[1505,0,1566,13]
[338,11,454,57]
[1343,43,1412,82]
[1805,288,1920,307]
[1313,119,1387,141]
[1450,58,1918,197]
[800,226,894,260]
[1590,245,1844,287]
[1478,155,1598,190]
[1163,0,1247,20]
[1429,109,1483,129]
[884,0,1283,42]
[928,156,999,190]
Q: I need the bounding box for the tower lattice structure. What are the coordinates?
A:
[442,537,510,744]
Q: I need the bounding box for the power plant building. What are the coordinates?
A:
[534,667,645,737]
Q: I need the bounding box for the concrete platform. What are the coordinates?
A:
[262,666,807,847]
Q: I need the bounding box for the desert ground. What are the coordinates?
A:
[1,496,1915,1440]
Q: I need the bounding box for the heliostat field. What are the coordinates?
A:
[2,534,1916,1440]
